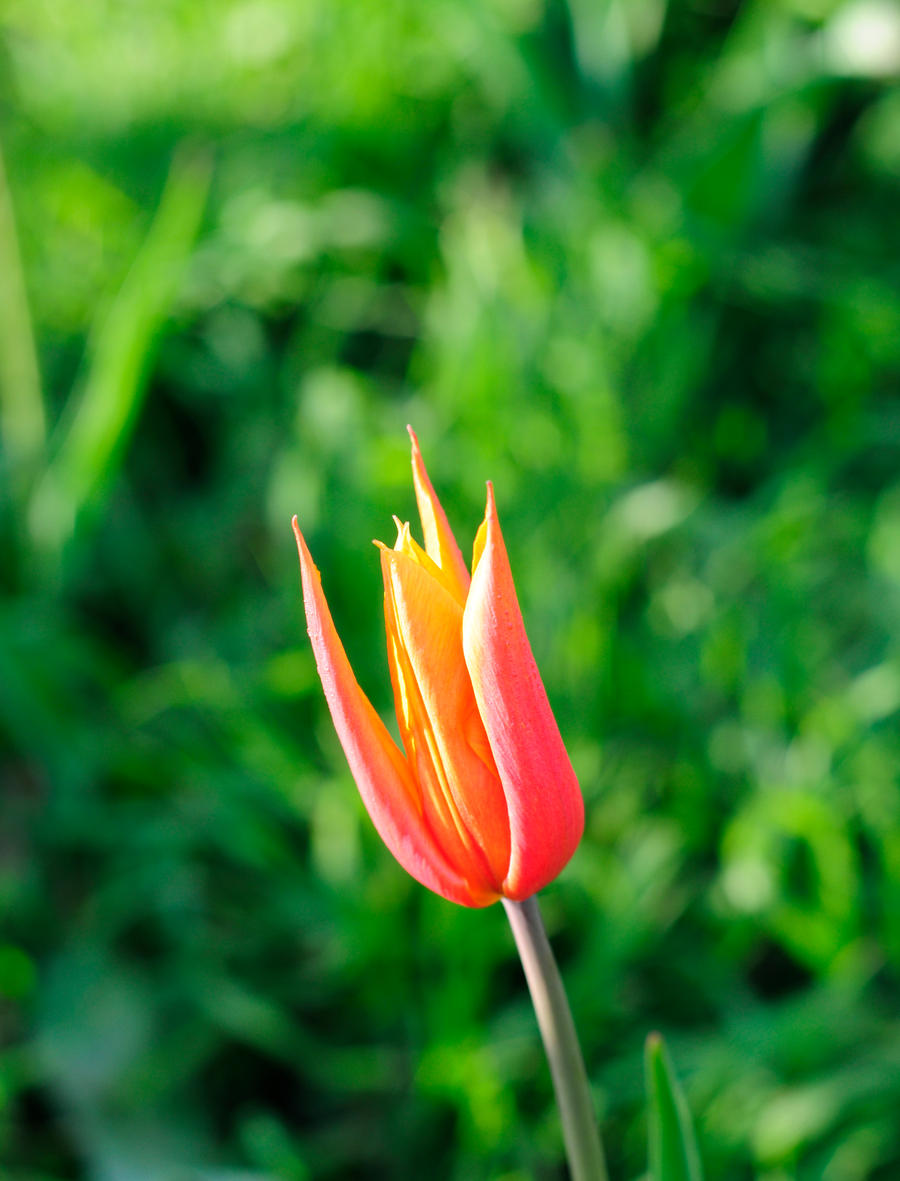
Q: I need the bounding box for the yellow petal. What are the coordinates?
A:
[408,426,470,605]
[381,545,511,892]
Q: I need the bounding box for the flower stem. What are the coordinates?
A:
[503,895,608,1181]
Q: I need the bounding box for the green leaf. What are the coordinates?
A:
[645,1033,703,1181]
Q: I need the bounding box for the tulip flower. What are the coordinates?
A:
[292,427,584,907]
[293,434,606,1181]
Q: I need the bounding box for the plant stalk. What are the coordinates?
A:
[503,895,608,1181]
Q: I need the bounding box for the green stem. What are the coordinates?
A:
[503,895,608,1181]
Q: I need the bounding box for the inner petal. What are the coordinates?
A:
[380,547,511,889]
[392,519,467,606]
[408,426,472,603]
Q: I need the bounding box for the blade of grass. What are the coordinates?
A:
[27,145,211,561]
[0,137,46,489]
[645,1033,704,1181]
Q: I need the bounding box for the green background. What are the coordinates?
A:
[2,0,900,1177]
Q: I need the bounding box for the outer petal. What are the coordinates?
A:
[408,426,470,604]
[293,517,486,906]
[461,487,584,899]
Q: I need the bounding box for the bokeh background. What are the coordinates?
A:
[2,0,900,1177]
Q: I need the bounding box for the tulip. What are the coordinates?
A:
[292,427,584,907]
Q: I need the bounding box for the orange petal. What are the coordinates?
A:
[292,517,487,906]
[381,545,511,892]
[408,426,470,605]
[461,486,584,899]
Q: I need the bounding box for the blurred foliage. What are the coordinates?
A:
[1,0,899,1178]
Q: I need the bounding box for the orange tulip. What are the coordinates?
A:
[292,429,584,906]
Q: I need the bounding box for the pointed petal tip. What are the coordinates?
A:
[406,425,471,600]
[292,515,311,561]
[408,428,425,470]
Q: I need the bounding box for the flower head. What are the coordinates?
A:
[293,428,584,906]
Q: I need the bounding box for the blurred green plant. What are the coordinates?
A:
[27,147,211,564]
[0,140,45,491]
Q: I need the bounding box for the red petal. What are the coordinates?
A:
[461,486,584,899]
[293,517,488,906]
